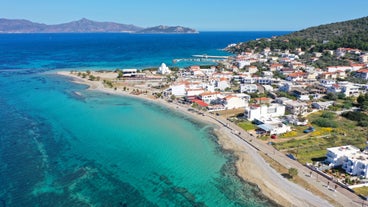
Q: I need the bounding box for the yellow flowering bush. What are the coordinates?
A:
[310,128,332,137]
[281,131,298,138]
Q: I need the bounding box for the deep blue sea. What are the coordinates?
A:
[0,32,289,207]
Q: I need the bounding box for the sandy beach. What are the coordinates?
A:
[56,70,338,207]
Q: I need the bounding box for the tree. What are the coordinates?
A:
[325,93,337,100]
[170,95,176,101]
[89,75,96,81]
[357,94,368,111]
[288,168,298,179]
[337,93,346,100]
[357,94,366,105]
[117,70,124,79]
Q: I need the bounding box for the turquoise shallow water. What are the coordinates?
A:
[0,32,289,206]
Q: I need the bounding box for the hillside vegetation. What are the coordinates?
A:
[228,16,368,53]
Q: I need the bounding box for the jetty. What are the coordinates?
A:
[173,54,230,63]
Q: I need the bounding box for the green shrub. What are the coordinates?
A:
[312,118,338,128]
[321,111,335,119]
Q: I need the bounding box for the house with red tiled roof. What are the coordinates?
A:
[351,63,365,71]
[286,72,306,82]
[356,69,368,80]
[189,65,201,70]
[186,88,205,97]
[192,99,208,107]
[319,70,346,80]
[270,64,283,72]
[199,92,221,104]
[327,66,352,73]
[280,68,295,76]
[253,97,271,104]
[319,72,338,80]
[247,65,258,74]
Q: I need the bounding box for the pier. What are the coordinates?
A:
[173,54,230,63]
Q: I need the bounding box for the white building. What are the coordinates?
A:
[223,95,248,110]
[247,66,258,74]
[240,84,258,93]
[122,69,138,77]
[171,84,186,96]
[284,101,309,115]
[216,78,231,91]
[199,92,221,104]
[263,85,274,92]
[157,63,171,75]
[200,67,216,76]
[170,81,202,97]
[356,69,368,80]
[312,101,334,110]
[360,54,368,63]
[341,84,361,97]
[236,60,251,69]
[257,123,291,135]
[327,66,352,73]
[244,104,285,121]
[242,77,256,84]
[320,79,336,87]
[326,145,360,168]
[326,145,368,178]
[186,88,205,96]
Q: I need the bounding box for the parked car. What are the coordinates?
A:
[303,126,315,133]
[270,134,277,139]
[286,153,297,160]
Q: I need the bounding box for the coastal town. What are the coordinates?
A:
[63,42,368,206]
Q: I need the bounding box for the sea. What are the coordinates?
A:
[0,32,289,207]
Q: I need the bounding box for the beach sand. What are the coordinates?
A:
[56,71,333,207]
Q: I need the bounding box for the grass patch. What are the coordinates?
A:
[237,121,256,131]
[274,111,368,164]
[353,186,368,197]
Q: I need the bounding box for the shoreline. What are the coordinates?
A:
[55,70,332,207]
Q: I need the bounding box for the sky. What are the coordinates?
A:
[1,0,368,31]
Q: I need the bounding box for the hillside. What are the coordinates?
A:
[0,18,197,34]
[228,16,368,53]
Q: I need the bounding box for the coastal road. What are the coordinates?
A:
[169,102,337,206]
[169,101,362,207]
[225,130,334,207]
[211,113,363,207]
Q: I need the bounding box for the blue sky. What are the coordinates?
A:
[1,0,368,31]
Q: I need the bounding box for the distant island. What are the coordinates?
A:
[0,18,198,34]
[136,25,197,34]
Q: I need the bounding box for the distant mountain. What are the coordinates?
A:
[227,16,368,53]
[137,25,198,34]
[0,19,47,33]
[0,18,197,34]
[46,18,143,33]
[0,18,142,33]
